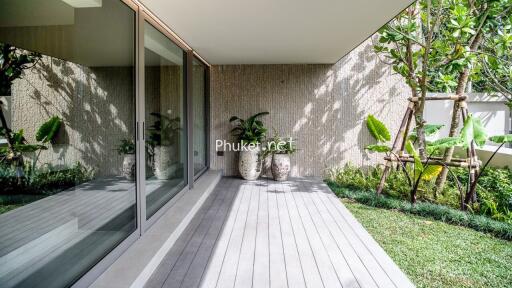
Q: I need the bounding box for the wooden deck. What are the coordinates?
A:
[145,177,415,288]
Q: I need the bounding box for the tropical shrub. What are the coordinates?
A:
[229,112,269,145]
[0,162,94,195]
[326,164,512,224]
[327,181,512,241]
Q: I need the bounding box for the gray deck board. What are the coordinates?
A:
[145,177,415,288]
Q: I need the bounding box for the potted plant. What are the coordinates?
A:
[147,112,181,180]
[264,133,297,181]
[116,138,136,181]
[229,112,269,180]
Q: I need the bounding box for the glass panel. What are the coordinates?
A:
[0,0,137,287]
[144,22,187,219]
[193,59,207,176]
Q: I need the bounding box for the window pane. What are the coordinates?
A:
[144,22,187,219]
[0,0,137,287]
[193,59,207,176]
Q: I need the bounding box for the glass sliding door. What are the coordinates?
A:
[144,22,187,220]
[192,59,207,176]
[0,0,137,287]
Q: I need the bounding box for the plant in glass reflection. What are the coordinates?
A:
[147,112,181,147]
[116,139,135,155]
[116,138,136,181]
[0,116,62,178]
[147,112,182,180]
[0,43,41,168]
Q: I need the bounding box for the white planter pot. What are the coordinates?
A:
[153,145,176,180]
[239,147,262,180]
[122,154,136,181]
[271,154,291,181]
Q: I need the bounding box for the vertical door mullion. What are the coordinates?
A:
[186,51,194,189]
[137,8,147,234]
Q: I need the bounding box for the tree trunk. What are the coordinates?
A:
[435,31,484,192]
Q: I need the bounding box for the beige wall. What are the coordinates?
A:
[11,56,135,177]
[209,39,410,177]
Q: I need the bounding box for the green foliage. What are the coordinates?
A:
[364,144,391,152]
[0,162,94,196]
[366,114,390,142]
[262,131,297,158]
[409,124,444,142]
[35,116,61,143]
[327,181,512,240]
[326,164,512,224]
[489,134,512,144]
[375,0,512,108]
[229,112,269,145]
[147,113,181,146]
[116,138,135,155]
[460,114,487,148]
[0,43,41,95]
[0,129,46,156]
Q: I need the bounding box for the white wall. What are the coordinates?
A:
[424,93,511,141]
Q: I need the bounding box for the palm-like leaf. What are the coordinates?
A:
[366,115,391,142]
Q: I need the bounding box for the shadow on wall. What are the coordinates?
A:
[210,38,408,177]
[11,56,135,177]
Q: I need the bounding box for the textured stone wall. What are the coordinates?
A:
[209,38,410,177]
[11,56,135,177]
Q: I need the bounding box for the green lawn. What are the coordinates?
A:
[343,199,512,288]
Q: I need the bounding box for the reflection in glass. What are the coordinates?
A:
[0,0,136,287]
[193,59,207,176]
[144,22,187,219]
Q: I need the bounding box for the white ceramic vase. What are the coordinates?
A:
[122,154,136,181]
[153,145,176,180]
[271,153,290,181]
[239,147,262,180]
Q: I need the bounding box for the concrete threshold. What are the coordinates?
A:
[90,170,222,288]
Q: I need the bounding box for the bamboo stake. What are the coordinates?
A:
[377,102,414,194]
[384,156,479,168]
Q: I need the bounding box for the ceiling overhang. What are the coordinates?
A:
[141,0,414,64]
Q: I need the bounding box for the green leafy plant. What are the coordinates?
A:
[0,161,94,196]
[0,43,42,162]
[327,181,512,241]
[366,115,390,142]
[116,139,135,155]
[365,114,465,204]
[147,113,181,147]
[36,116,61,144]
[262,130,297,159]
[229,112,269,145]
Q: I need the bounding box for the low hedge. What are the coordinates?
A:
[326,181,512,241]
